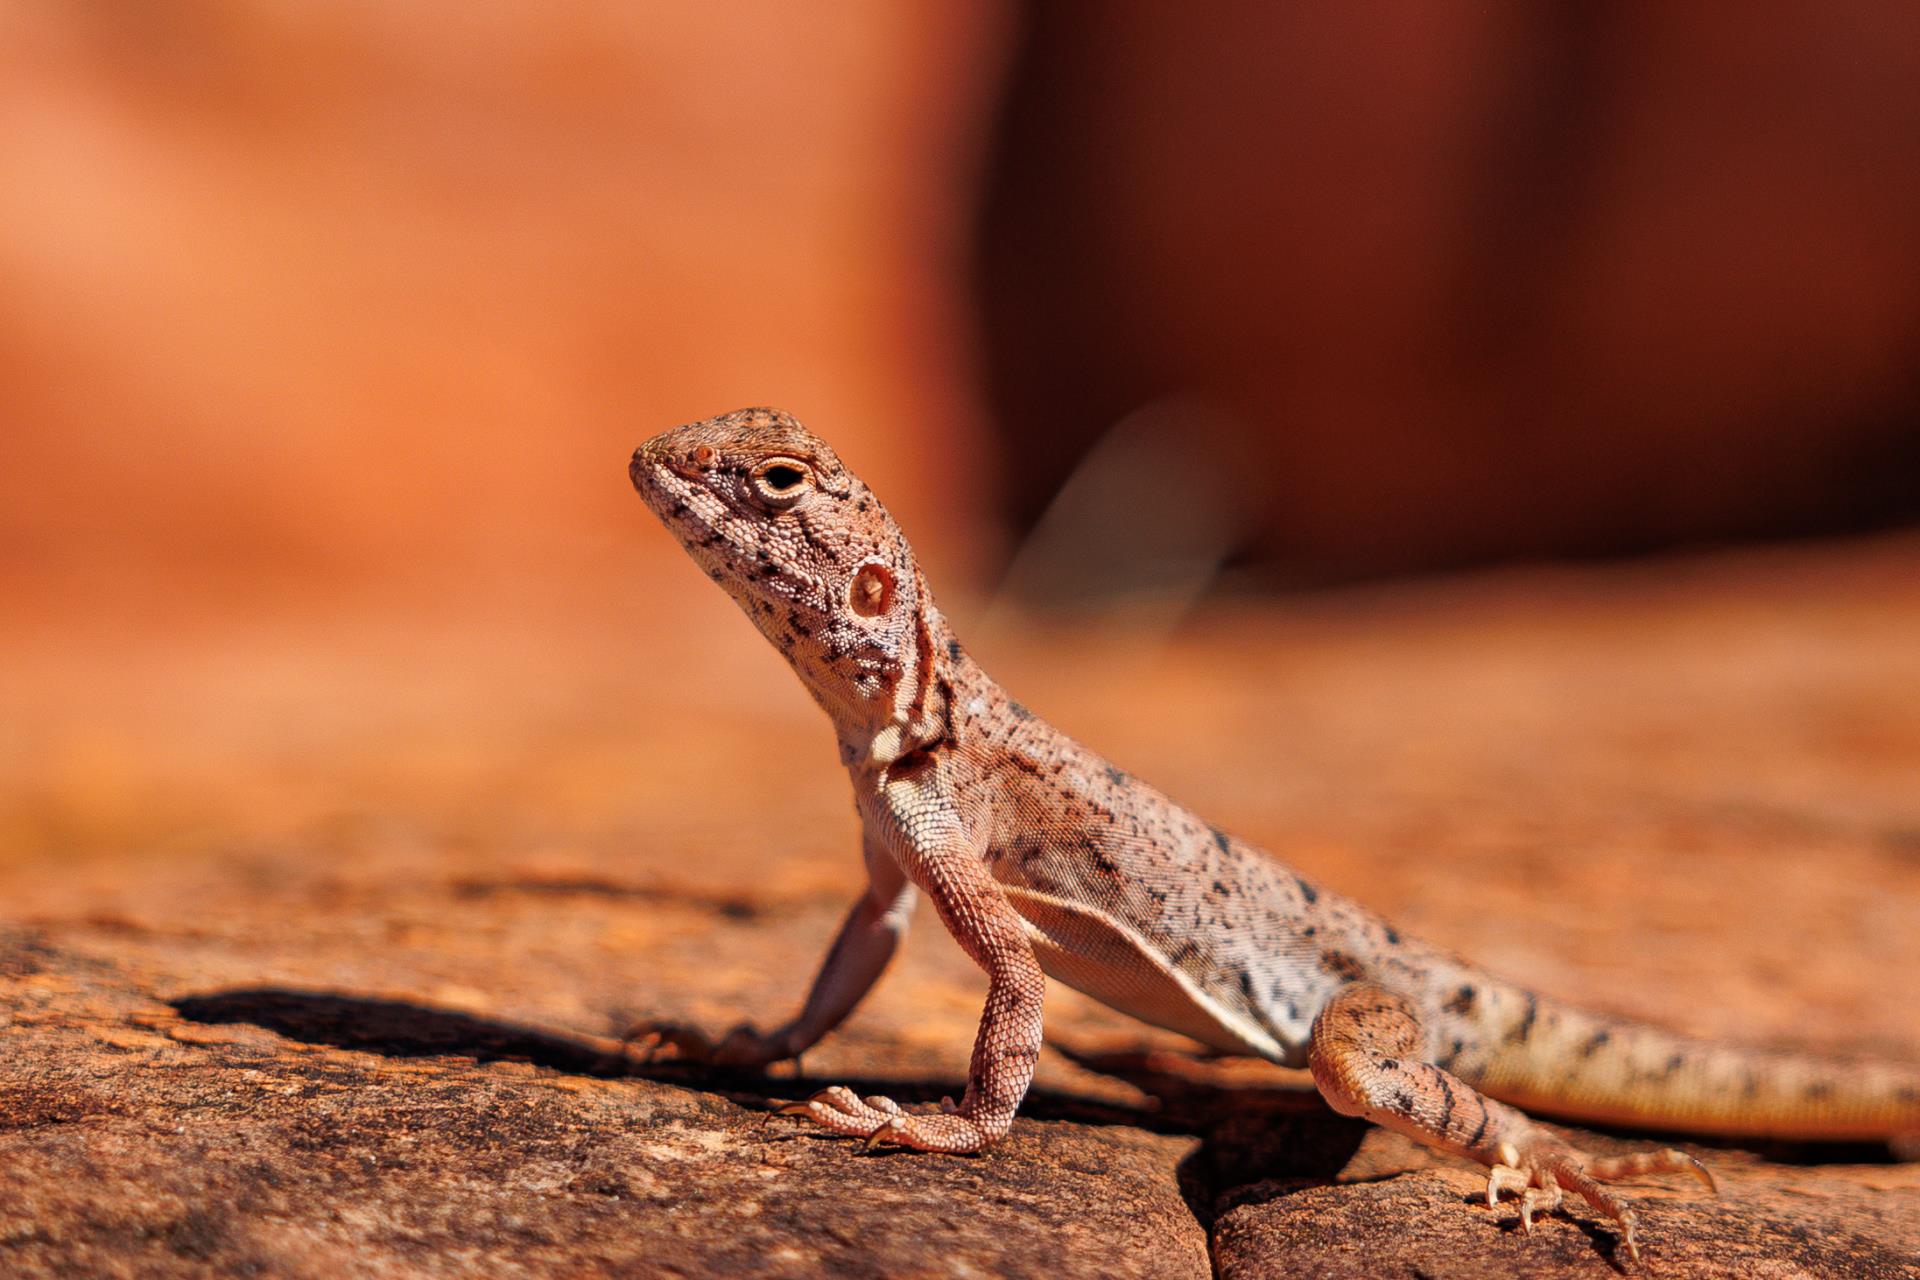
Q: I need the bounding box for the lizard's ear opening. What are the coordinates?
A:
[849,563,896,618]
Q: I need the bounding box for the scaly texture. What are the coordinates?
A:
[626,407,1920,1261]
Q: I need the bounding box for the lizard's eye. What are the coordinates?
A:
[751,459,812,508]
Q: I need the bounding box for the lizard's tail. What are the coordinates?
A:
[1447,980,1920,1141]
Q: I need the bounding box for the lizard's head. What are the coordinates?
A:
[630,408,929,719]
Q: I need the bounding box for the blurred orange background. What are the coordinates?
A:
[2,3,1917,870]
[7,3,1920,620]
[0,3,1004,629]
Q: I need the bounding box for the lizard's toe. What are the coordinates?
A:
[859,1110,993,1153]
[772,1087,997,1153]
[1485,1160,1531,1209]
[1515,1183,1564,1234]
[776,1086,904,1138]
[619,1019,714,1064]
[622,1018,793,1069]
[775,1086,837,1116]
[1590,1146,1717,1194]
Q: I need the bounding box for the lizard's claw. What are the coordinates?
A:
[1483,1139,1709,1264]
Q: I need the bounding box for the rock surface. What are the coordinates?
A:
[3,537,1920,1277]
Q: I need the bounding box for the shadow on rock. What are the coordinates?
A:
[162,988,1229,1135]
[170,988,637,1076]
[1048,1043,1373,1235]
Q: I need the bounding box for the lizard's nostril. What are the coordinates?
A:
[691,444,717,467]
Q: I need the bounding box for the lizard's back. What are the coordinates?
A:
[953,664,1407,1067]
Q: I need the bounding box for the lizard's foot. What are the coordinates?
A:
[1485,1139,1715,1263]
[1308,983,1718,1263]
[621,1018,790,1069]
[777,1086,995,1153]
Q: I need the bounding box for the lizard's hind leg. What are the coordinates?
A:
[1307,982,1713,1262]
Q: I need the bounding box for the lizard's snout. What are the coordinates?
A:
[630,437,687,480]
[632,433,719,482]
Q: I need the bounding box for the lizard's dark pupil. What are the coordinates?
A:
[764,466,803,491]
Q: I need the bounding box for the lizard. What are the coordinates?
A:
[623,406,1920,1261]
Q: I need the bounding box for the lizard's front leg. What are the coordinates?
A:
[626,843,915,1067]
[1308,981,1713,1262]
[787,797,1046,1153]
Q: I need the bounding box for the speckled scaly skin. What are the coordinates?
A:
[626,408,1920,1261]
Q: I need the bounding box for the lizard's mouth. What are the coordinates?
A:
[629,453,683,521]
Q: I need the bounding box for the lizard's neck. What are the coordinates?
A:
[821,578,959,772]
